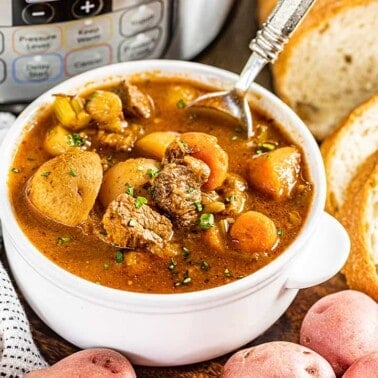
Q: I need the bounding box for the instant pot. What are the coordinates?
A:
[0,0,235,105]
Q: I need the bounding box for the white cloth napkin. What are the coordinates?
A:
[0,113,48,377]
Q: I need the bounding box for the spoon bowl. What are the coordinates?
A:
[188,0,316,138]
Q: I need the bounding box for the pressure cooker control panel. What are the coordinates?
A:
[0,0,172,103]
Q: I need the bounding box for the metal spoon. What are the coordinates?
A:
[188,0,315,138]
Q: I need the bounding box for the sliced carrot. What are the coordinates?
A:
[230,211,278,254]
[181,132,228,191]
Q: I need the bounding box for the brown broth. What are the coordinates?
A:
[8,78,313,294]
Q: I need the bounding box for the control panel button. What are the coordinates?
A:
[13,54,62,83]
[72,0,104,19]
[65,44,111,75]
[22,3,55,25]
[13,27,62,55]
[0,59,5,84]
[66,16,111,48]
[120,2,162,37]
[118,28,161,61]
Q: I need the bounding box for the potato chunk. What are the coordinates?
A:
[99,158,160,208]
[247,146,301,200]
[135,131,179,160]
[27,150,102,226]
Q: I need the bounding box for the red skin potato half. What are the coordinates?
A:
[342,351,378,378]
[300,290,378,376]
[25,348,136,377]
[222,341,335,378]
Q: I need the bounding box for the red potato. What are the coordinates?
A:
[342,352,378,378]
[300,290,378,376]
[180,132,228,191]
[230,210,278,254]
[25,348,136,377]
[246,146,301,200]
[222,341,335,378]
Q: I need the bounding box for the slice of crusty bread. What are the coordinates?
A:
[339,152,378,301]
[257,0,378,140]
[321,94,378,216]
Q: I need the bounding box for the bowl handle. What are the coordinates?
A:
[285,212,350,289]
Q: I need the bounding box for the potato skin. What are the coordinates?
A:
[99,157,160,208]
[222,341,335,378]
[27,149,103,226]
[343,352,378,378]
[300,290,378,376]
[25,348,136,377]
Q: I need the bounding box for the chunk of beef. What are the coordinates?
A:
[101,194,172,249]
[164,138,192,164]
[112,81,153,119]
[218,173,248,216]
[151,160,210,228]
[96,124,141,152]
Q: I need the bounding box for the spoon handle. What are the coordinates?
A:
[235,0,315,94]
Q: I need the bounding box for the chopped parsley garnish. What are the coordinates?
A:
[198,213,215,230]
[103,263,110,270]
[182,246,190,259]
[115,250,124,263]
[193,201,203,212]
[277,228,284,236]
[67,133,85,147]
[69,168,77,177]
[174,270,191,286]
[41,171,51,177]
[168,258,177,271]
[57,236,72,245]
[125,183,134,196]
[134,196,147,209]
[200,261,210,271]
[256,142,276,154]
[147,167,160,178]
[11,168,20,174]
[187,187,195,194]
[224,268,232,277]
[176,99,186,109]
[225,195,236,203]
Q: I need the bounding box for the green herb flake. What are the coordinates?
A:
[125,183,134,196]
[69,168,77,177]
[225,195,236,203]
[176,99,186,109]
[57,236,72,245]
[182,246,190,259]
[147,167,160,178]
[115,250,124,263]
[11,167,20,174]
[224,268,232,277]
[103,263,110,270]
[200,261,210,271]
[234,126,243,133]
[168,258,177,271]
[256,142,276,154]
[175,270,191,286]
[186,187,195,194]
[128,218,137,227]
[67,133,85,147]
[193,201,203,212]
[277,228,284,236]
[41,171,51,177]
[198,213,215,230]
[134,196,147,209]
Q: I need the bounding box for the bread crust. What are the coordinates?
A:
[339,152,378,301]
[257,0,378,140]
[321,94,378,216]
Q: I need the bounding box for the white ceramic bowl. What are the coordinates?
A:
[0,60,349,367]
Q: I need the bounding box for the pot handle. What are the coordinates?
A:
[285,212,350,289]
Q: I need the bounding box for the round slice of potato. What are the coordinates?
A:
[27,149,103,227]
